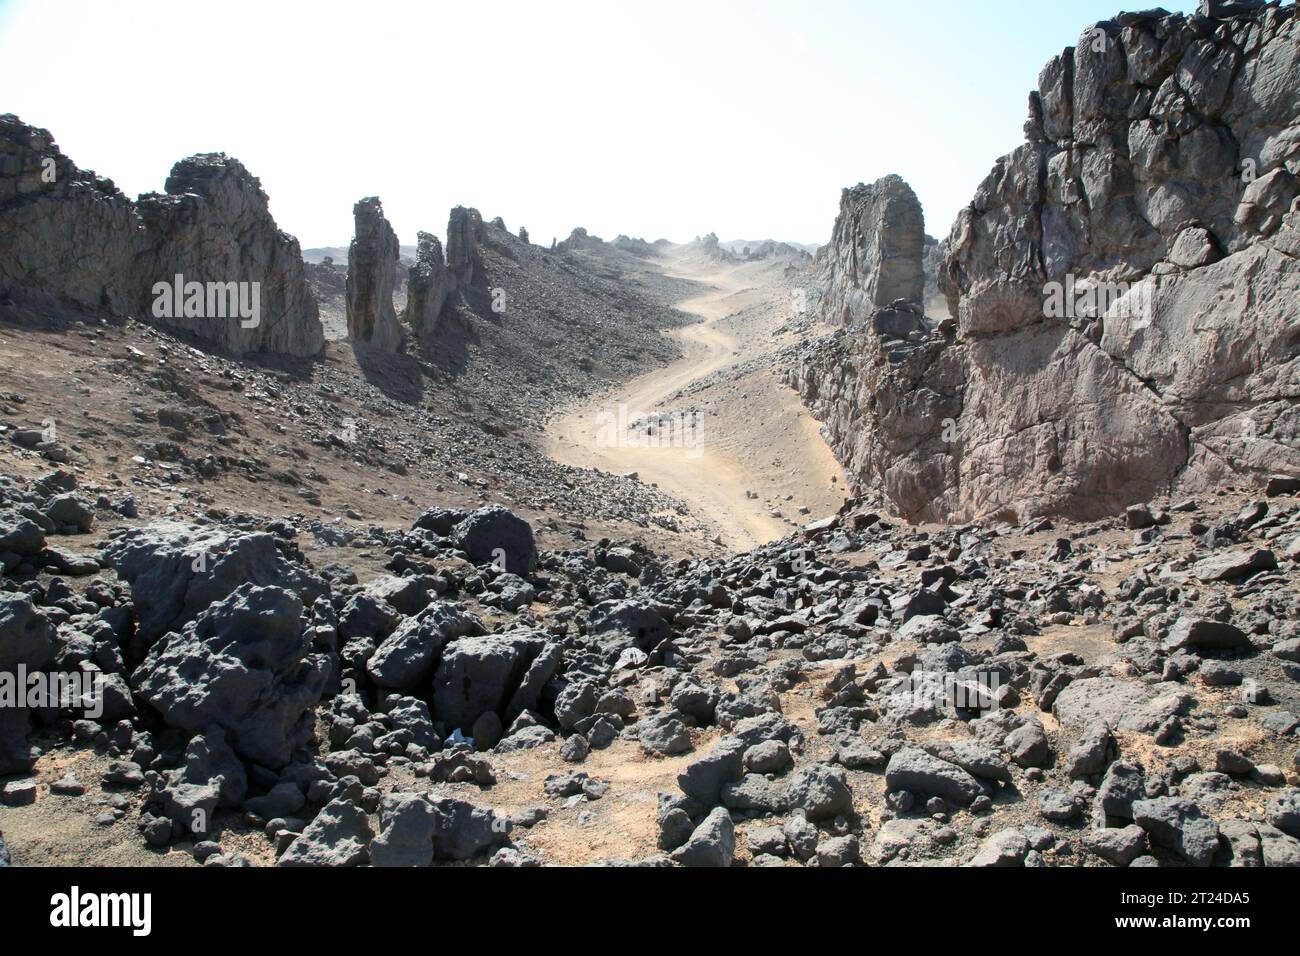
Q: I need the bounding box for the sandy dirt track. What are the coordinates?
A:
[547,246,840,550]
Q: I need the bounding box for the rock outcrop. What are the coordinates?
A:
[103,521,329,657]
[345,197,403,353]
[0,594,57,773]
[446,205,486,290]
[814,175,926,324]
[131,584,329,769]
[556,227,606,254]
[793,5,1300,523]
[0,114,149,315]
[0,115,323,358]
[137,154,324,357]
[405,231,452,339]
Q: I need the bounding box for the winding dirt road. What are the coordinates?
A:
[546,247,828,550]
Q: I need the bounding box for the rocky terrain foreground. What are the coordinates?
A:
[0,454,1298,867]
[0,0,1298,870]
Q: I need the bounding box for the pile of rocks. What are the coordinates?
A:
[2,460,1297,866]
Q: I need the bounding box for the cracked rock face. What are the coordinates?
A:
[815,175,925,324]
[0,114,149,316]
[131,584,330,769]
[137,154,325,358]
[103,521,329,656]
[446,205,486,290]
[793,6,1300,523]
[0,116,324,358]
[405,231,452,339]
[345,197,403,353]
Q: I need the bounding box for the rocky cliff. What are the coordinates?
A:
[814,174,926,325]
[0,115,324,358]
[137,154,324,358]
[345,197,404,353]
[0,115,148,316]
[793,3,1300,523]
[405,230,452,339]
[446,205,487,290]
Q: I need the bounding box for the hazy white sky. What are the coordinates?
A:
[0,0,1203,249]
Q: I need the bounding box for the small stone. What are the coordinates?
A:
[1,780,37,806]
[671,807,735,867]
[561,734,590,763]
[1084,826,1148,866]
[50,775,86,796]
[815,834,860,867]
[1215,749,1254,776]
[968,830,1030,867]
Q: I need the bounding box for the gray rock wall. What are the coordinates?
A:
[138,154,324,357]
[345,197,403,353]
[815,174,925,325]
[0,115,324,358]
[793,5,1300,523]
[0,114,148,316]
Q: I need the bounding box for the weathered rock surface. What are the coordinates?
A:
[131,584,329,768]
[0,594,57,773]
[346,197,403,353]
[104,521,328,653]
[137,153,324,357]
[366,602,485,692]
[430,631,547,731]
[0,116,323,357]
[814,175,926,324]
[885,747,984,806]
[0,114,148,315]
[446,205,486,290]
[792,7,1300,522]
[670,806,735,867]
[369,792,438,867]
[405,230,452,339]
[1132,797,1222,866]
[450,505,538,575]
[279,797,373,867]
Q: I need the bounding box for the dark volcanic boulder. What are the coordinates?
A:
[1163,616,1253,652]
[104,522,328,653]
[370,792,439,867]
[0,593,57,773]
[366,603,485,691]
[450,505,538,575]
[587,600,671,653]
[412,506,468,536]
[372,792,530,865]
[0,508,46,557]
[131,584,329,768]
[279,797,373,867]
[429,796,508,861]
[884,746,984,806]
[431,631,546,731]
[1132,797,1222,867]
